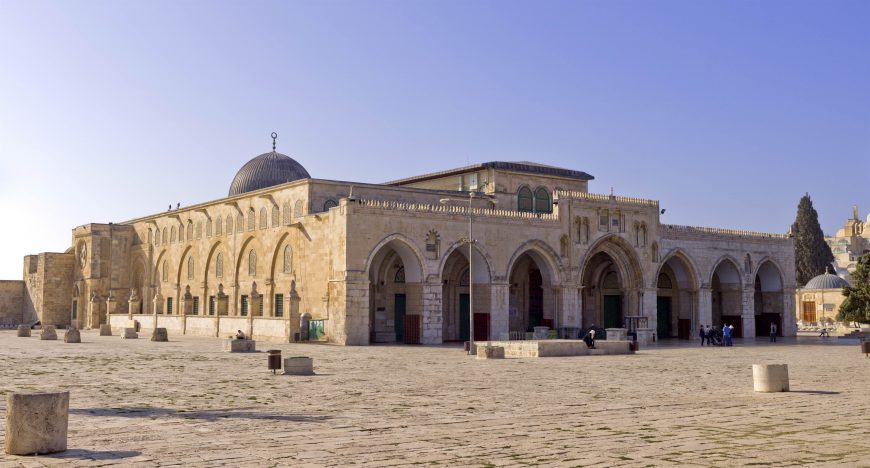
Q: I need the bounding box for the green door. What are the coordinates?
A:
[657,297,672,339]
[459,293,470,341]
[394,294,406,343]
[603,295,622,328]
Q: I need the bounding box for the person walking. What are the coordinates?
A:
[699,325,706,346]
[770,322,778,343]
[723,324,733,347]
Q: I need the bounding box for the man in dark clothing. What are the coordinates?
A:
[699,325,706,346]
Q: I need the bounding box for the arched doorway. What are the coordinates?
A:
[711,259,742,336]
[582,252,627,330]
[508,249,558,336]
[656,253,698,340]
[367,238,424,344]
[440,245,492,342]
[754,260,784,337]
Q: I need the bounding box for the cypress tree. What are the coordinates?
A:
[791,194,835,286]
[837,253,870,324]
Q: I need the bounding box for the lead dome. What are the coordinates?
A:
[228,144,310,196]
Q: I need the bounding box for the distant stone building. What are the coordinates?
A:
[795,272,850,326]
[826,206,870,280]
[0,138,797,342]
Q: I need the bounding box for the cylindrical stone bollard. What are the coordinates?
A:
[16,325,31,337]
[64,329,81,343]
[151,328,168,342]
[40,326,57,341]
[5,391,69,455]
[753,364,790,392]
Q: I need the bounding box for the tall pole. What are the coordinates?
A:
[468,192,474,355]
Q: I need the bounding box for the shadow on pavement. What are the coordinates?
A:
[44,449,141,460]
[789,390,841,395]
[70,406,332,422]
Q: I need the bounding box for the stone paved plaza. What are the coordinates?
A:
[1,332,868,467]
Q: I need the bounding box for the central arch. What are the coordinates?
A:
[754,259,785,338]
[655,249,700,339]
[440,242,493,342]
[579,235,644,331]
[710,256,743,336]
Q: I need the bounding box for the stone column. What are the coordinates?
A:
[698,286,712,329]
[104,292,116,325]
[741,286,756,338]
[782,288,796,337]
[215,285,228,337]
[264,279,274,318]
[180,286,194,335]
[641,288,657,335]
[286,281,301,342]
[339,276,371,345]
[152,291,163,330]
[248,283,261,338]
[489,282,510,340]
[559,284,581,329]
[127,290,141,320]
[421,282,443,345]
[87,293,101,330]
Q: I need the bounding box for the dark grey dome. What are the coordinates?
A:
[805,273,850,290]
[228,151,310,196]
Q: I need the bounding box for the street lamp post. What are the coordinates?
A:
[441,192,497,355]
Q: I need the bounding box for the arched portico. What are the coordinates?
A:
[366,236,426,344]
[754,259,785,337]
[655,250,700,339]
[710,257,743,336]
[579,235,644,331]
[440,242,493,342]
[506,242,562,335]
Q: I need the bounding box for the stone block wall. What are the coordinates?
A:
[0,280,24,326]
[22,252,75,327]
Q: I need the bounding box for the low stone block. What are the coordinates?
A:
[283,357,314,375]
[122,328,138,339]
[635,328,654,345]
[99,324,112,336]
[5,391,69,455]
[151,328,168,342]
[16,325,31,337]
[223,339,256,352]
[40,326,57,341]
[63,329,81,343]
[127,320,141,332]
[477,346,505,360]
[753,364,789,392]
[605,328,628,341]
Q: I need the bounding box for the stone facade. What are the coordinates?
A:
[825,205,870,280]
[0,280,24,326]
[0,149,796,344]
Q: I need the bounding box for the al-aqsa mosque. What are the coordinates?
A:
[1,135,797,344]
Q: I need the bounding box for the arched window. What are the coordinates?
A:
[283,245,292,273]
[248,250,257,276]
[394,266,405,284]
[651,243,659,262]
[170,226,177,243]
[294,200,304,218]
[657,273,672,289]
[147,229,153,244]
[186,221,193,240]
[534,187,551,214]
[162,260,168,282]
[323,199,338,211]
[187,256,194,280]
[259,207,267,229]
[162,228,167,244]
[215,253,223,278]
[236,214,243,233]
[215,218,222,236]
[225,215,233,235]
[195,222,202,240]
[206,219,212,238]
[247,209,255,232]
[272,205,279,227]
[282,202,291,224]
[517,186,533,212]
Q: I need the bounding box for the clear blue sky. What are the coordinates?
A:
[1,0,868,279]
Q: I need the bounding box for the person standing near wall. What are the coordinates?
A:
[770,323,777,343]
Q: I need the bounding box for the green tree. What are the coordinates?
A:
[837,253,870,324]
[791,194,835,286]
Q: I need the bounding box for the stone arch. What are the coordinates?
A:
[578,234,645,330]
[365,234,427,344]
[504,239,562,285]
[708,255,743,286]
[506,240,563,333]
[203,241,225,286]
[579,234,644,289]
[175,245,194,286]
[709,255,743,334]
[438,240,494,284]
[655,248,701,340]
[152,249,168,285]
[753,258,786,338]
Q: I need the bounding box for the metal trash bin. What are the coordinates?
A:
[267,349,282,374]
[861,341,870,358]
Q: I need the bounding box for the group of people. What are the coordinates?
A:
[699,324,734,347]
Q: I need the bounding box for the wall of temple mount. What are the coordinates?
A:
[0,280,25,326]
[22,252,75,327]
